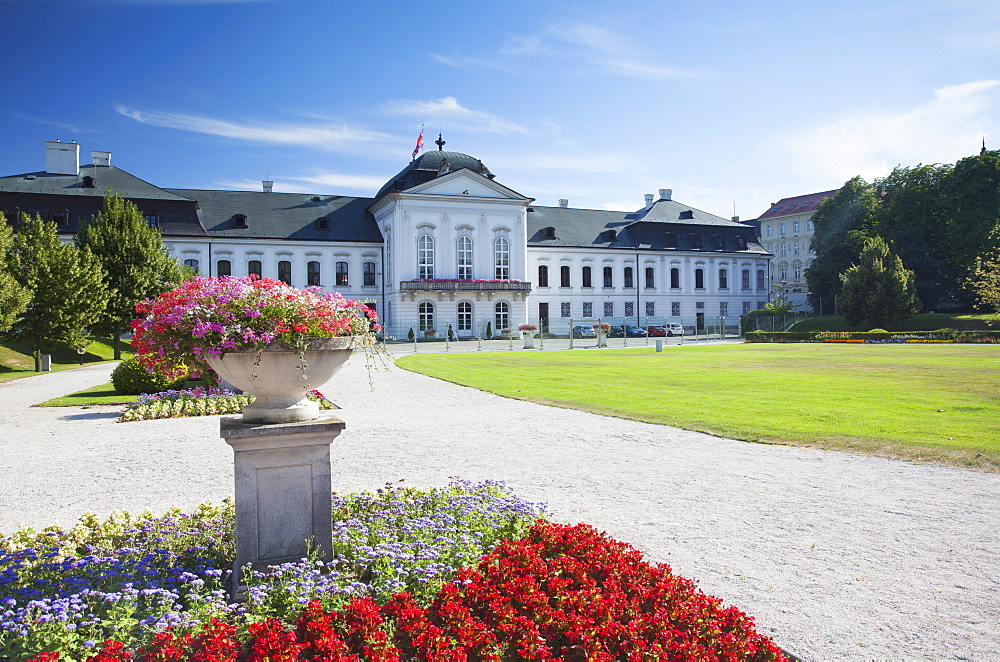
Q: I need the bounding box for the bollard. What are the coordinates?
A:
[655,339,663,352]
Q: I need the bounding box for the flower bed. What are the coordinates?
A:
[745,330,1000,344]
[1,481,785,660]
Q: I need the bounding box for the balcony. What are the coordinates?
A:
[399,279,532,301]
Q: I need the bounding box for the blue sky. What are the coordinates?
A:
[2,0,997,219]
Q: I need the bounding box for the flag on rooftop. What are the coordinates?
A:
[411,127,424,160]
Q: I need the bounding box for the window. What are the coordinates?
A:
[144,214,158,228]
[625,301,634,317]
[742,269,751,289]
[308,261,322,286]
[457,236,473,279]
[183,259,199,274]
[419,302,434,331]
[278,260,291,284]
[793,220,800,233]
[779,223,786,235]
[794,266,802,280]
[363,261,376,286]
[494,302,509,331]
[561,302,571,317]
[315,217,330,231]
[51,210,68,226]
[232,214,248,229]
[217,259,231,277]
[645,301,655,317]
[671,302,681,317]
[719,268,728,289]
[458,302,472,332]
[582,302,593,318]
[670,268,680,289]
[720,302,728,316]
[757,270,765,290]
[694,268,704,289]
[743,301,752,315]
[538,265,549,287]
[418,234,434,279]
[665,232,677,247]
[794,243,800,256]
[603,266,613,288]
[765,224,773,237]
[560,265,571,288]
[691,234,702,249]
[582,266,592,288]
[645,267,654,288]
[780,244,787,257]
[780,267,788,281]
[494,236,510,279]
[807,220,814,231]
[335,261,349,286]
[696,301,704,310]
[248,260,262,277]
[604,301,614,317]
[624,267,634,288]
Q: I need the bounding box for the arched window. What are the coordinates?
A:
[645,267,655,289]
[538,265,549,287]
[603,266,613,288]
[494,236,509,279]
[624,267,634,289]
[718,268,727,289]
[418,302,434,331]
[582,266,592,288]
[742,269,751,289]
[694,268,704,289]
[183,259,199,274]
[757,269,766,290]
[560,265,571,288]
[308,261,321,286]
[458,301,472,332]
[418,235,434,279]
[336,261,348,286]
[363,261,376,286]
[495,301,509,332]
[670,267,680,289]
[248,260,262,278]
[216,259,231,277]
[457,236,473,279]
[278,260,292,284]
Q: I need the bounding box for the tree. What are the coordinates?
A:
[761,283,797,316]
[0,213,31,331]
[966,229,1000,313]
[944,148,1000,293]
[805,177,878,309]
[838,236,919,327]
[4,214,110,371]
[75,191,183,359]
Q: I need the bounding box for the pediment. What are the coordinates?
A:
[404,169,530,201]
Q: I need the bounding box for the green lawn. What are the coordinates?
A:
[0,337,130,383]
[789,312,1000,332]
[398,344,1000,472]
[34,382,138,407]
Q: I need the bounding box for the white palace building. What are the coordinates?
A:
[1,140,772,338]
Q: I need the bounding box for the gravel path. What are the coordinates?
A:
[1,358,997,660]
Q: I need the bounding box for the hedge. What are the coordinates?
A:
[743,330,1000,343]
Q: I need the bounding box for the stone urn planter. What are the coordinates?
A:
[522,332,535,349]
[206,336,356,424]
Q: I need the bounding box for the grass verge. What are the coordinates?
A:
[397,343,1000,472]
[789,312,1000,332]
[33,382,138,407]
[0,337,130,383]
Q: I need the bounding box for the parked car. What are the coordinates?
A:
[646,326,666,337]
[665,322,684,337]
[572,325,596,338]
[609,325,647,338]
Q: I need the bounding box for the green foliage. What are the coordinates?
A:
[839,236,919,326]
[486,320,493,338]
[407,327,415,342]
[75,191,183,359]
[3,214,110,370]
[805,177,878,309]
[761,285,797,316]
[943,149,1000,279]
[0,214,30,331]
[966,229,1000,313]
[111,357,188,395]
[789,313,999,332]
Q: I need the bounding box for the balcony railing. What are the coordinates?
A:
[399,280,532,292]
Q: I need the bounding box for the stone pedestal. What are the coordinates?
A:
[220,414,345,582]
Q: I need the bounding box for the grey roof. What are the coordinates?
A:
[527,199,767,255]
[0,165,195,201]
[374,151,494,200]
[165,189,383,243]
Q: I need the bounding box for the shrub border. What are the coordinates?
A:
[744,330,1000,343]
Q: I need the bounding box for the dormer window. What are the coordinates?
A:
[679,210,694,220]
[82,176,95,188]
[316,217,330,231]
[665,232,677,248]
[690,234,702,249]
[51,210,69,227]
[232,214,248,229]
[144,214,158,228]
[714,235,724,249]
[2,209,17,224]
[604,229,617,242]
[542,226,556,240]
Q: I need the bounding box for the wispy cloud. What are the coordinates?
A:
[116,106,392,149]
[381,97,529,135]
[216,171,388,195]
[432,22,701,81]
[14,114,94,134]
[781,80,999,181]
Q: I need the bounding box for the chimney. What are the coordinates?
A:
[731,216,740,223]
[644,193,654,209]
[659,188,672,201]
[91,151,111,167]
[44,140,79,175]
[262,180,273,192]
[558,198,568,208]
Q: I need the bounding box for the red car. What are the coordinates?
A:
[646,326,666,337]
